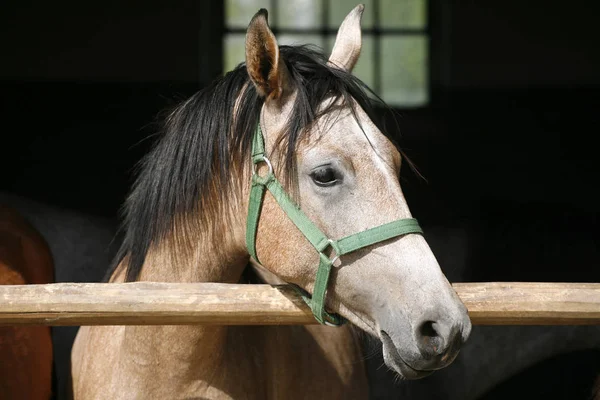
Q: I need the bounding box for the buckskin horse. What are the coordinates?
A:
[71,5,471,399]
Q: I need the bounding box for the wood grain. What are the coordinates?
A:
[0,282,598,326]
[455,282,600,325]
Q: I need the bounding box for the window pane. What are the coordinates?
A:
[279,34,324,49]
[379,0,427,29]
[381,35,428,106]
[326,34,375,91]
[328,0,373,29]
[224,34,246,73]
[279,0,322,29]
[226,0,271,28]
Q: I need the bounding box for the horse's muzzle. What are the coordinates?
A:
[379,311,471,378]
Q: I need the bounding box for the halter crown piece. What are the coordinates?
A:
[246,124,424,326]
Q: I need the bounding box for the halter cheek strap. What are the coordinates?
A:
[246,124,423,326]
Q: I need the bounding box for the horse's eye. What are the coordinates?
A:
[310,167,339,187]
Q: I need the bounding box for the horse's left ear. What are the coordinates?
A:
[245,9,290,100]
[328,4,364,72]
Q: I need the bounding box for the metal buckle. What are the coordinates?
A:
[252,156,273,178]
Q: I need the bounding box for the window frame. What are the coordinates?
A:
[222,0,432,109]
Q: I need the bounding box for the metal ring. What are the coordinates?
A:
[252,157,273,177]
[327,239,340,266]
[324,313,344,327]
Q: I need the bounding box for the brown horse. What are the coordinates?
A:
[0,204,54,399]
[71,5,471,399]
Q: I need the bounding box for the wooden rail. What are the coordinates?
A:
[0,282,599,326]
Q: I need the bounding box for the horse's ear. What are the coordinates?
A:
[245,9,290,100]
[328,4,364,72]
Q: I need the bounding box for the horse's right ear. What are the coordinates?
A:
[245,9,290,100]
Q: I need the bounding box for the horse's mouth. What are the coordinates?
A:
[380,331,434,380]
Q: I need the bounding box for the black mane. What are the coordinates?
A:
[110,44,394,282]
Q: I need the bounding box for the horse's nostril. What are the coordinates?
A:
[416,321,445,357]
[419,320,438,339]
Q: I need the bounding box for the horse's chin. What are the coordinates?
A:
[380,331,434,380]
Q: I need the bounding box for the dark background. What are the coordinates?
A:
[1,1,598,397]
[1,0,597,282]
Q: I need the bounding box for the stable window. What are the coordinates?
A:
[224,0,429,107]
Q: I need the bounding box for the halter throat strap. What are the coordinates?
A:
[246,124,423,325]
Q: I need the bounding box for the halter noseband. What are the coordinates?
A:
[246,124,423,326]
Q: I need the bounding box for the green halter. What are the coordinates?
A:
[246,124,423,326]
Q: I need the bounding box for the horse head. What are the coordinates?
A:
[243,5,471,379]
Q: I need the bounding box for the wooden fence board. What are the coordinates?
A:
[0,282,599,326]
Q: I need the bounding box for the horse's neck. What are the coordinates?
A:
[76,218,369,398]
[110,223,251,395]
[134,236,248,283]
